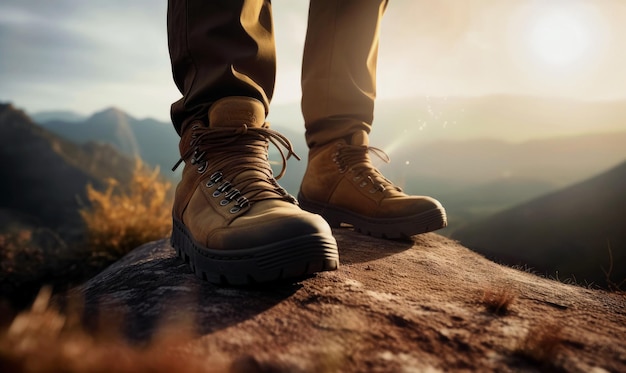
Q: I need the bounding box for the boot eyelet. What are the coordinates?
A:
[353,176,362,181]
[205,181,215,188]
[220,199,230,206]
[368,188,378,194]
[230,207,241,214]
[212,190,222,197]
[197,161,208,174]
[359,181,368,187]
[210,172,223,183]
[236,197,249,208]
[217,181,231,193]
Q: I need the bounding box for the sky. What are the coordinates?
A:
[2,0,626,122]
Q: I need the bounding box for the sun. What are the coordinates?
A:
[527,10,592,67]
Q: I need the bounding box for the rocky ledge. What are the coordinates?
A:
[79,229,626,372]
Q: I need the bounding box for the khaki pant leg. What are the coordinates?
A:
[301,0,388,148]
[168,0,276,135]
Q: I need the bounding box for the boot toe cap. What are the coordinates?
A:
[210,202,333,250]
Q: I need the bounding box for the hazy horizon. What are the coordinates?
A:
[20,92,626,120]
[15,93,626,149]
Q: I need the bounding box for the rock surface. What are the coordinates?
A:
[79,229,626,372]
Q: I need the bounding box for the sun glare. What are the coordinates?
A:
[526,10,592,67]
[509,2,612,96]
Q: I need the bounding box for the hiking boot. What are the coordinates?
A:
[171,97,338,285]
[298,130,447,239]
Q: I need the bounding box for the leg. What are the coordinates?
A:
[299,0,447,239]
[167,0,339,284]
[301,0,386,148]
[168,0,276,135]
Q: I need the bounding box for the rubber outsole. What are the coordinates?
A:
[171,218,339,285]
[297,194,447,240]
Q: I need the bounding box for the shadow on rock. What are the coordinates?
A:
[332,228,414,265]
[78,239,301,342]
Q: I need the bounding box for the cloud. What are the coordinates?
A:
[0,0,177,119]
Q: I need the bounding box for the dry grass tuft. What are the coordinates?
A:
[516,322,564,364]
[480,286,516,315]
[80,160,173,260]
[0,288,230,373]
[602,241,626,292]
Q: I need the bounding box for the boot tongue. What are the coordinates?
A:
[348,130,369,146]
[208,96,266,129]
[346,130,376,172]
[207,97,281,198]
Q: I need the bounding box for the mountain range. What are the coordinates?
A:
[31,97,626,196]
[36,107,179,175]
[0,104,136,243]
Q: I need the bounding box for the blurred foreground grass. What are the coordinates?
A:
[0,288,224,373]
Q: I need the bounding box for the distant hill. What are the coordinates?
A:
[433,177,556,236]
[36,108,179,176]
[381,132,626,189]
[451,160,626,288]
[0,103,136,242]
[371,132,626,236]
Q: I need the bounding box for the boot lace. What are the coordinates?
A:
[172,123,300,212]
[333,144,402,194]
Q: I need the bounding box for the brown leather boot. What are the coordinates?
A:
[171,97,338,285]
[298,130,447,239]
